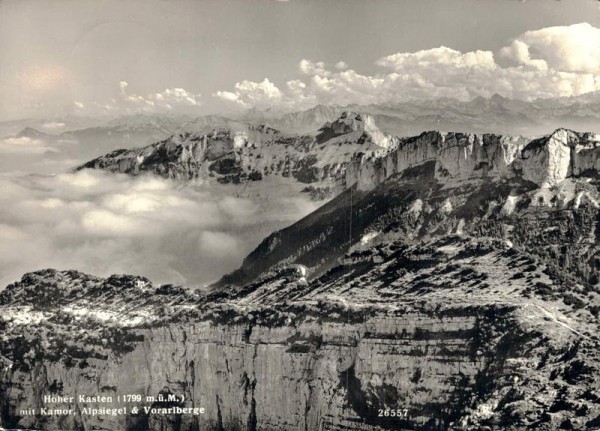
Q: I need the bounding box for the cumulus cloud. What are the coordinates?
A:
[0,170,318,289]
[335,61,348,70]
[500,22,600,73]
[300,59,331,77]
[377,46,496,70]
[214,78,282,110]
[118,80,202,112]
[215,23,600,111]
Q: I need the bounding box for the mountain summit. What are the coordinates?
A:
[319,111,369,137]
[316,111,397,149]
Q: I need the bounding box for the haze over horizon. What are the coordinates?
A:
[1,0,600,122]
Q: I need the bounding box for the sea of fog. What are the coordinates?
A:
[0,139,320,289]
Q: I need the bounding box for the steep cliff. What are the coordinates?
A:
[346,129,600,192]
[2,233,600,430]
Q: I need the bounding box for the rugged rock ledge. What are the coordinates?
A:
[346,129,600,191]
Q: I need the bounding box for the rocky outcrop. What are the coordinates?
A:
[347,129,600,191]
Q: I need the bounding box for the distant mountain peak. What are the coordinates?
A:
[248,124,280,135]
[549,127,578,136]
[315,111,399,149]
[318,111,369,134]
[16,127,48,138]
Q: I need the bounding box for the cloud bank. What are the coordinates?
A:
[0,137,58,155]
[215,23,600,111]
[0,170,318,289]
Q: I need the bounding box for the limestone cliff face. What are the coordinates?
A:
[347,129,600,191]
[2,233,599,431]
[0,310,528,431]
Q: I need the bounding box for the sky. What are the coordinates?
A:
[1,0,600,119]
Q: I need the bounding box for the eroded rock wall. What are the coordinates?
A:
[1,308,525,431]
[349,129,600,191]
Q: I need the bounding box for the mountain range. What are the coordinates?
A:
[242,93,600,137]
[76,112,399,200]
[1,111,600,430]
[4,92,600,174]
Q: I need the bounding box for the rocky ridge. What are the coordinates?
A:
[76,112,400,198]
[222,126,600,288]
[345,128,600,191]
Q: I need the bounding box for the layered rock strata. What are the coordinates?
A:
[346,129,600,191]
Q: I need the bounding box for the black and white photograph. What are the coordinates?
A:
[1,0,600,429]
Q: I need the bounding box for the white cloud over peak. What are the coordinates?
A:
[119,80,202,111]
[214,78,283,109]
[215,23,600,111]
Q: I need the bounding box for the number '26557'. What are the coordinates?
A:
[378,408,408,418]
